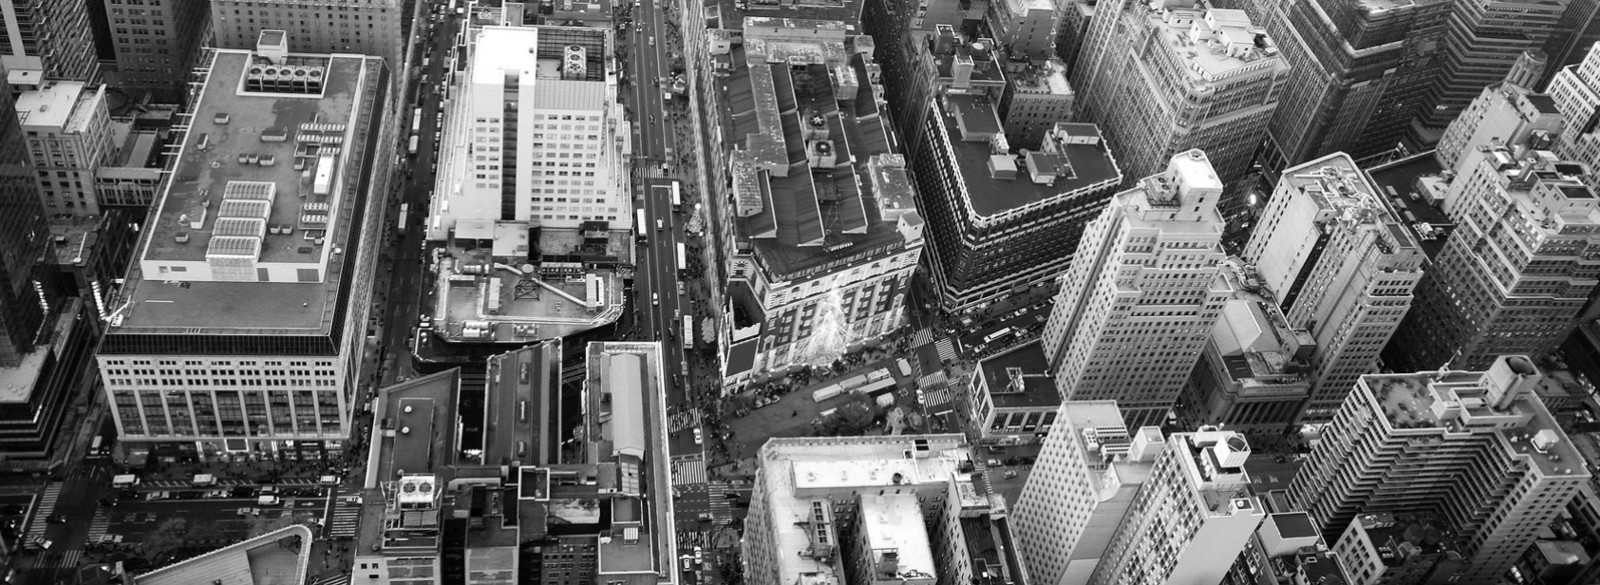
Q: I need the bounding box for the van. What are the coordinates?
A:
[259,496,282,506]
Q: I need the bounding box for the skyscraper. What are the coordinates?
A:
[1253,0,1444,171]
[209,0,401,73]
[103,0,212,103]
[95,37,387,459]
[1072,2,1287,226]
[1241,154,1425,423]
[1416,0,1574,134]
[1288,356,1590,584]
[1541,1,1600,85]
[0,0,100,82]
[1086,429,1266,585]
[1042,150,1230,427]
[0,70,49,368]
[14,82,116,216]
[910,112,1121,314]
[1547,42,1600,168]
[1013,401,1162,585]
[1383,142,1600,372]
[1435,83,1565,173]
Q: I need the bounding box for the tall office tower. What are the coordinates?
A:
[1053,0,1093,76]
[1176,260,1316,435]
[875,25,1009,168]
[210,0,401,73]
[1548,43,1600,168]
[103,0,212,103]
[1414,0,1574,138]
[1332,513,1467,585]
[988,0,1060,61]
[1252,0,1449,172]
[1541,1,1600,85]
[714,21,924,391]
[1070,2,1286,227]
[742,435,1028,585]
[426,25,625,234]
[0,75,50,369]
[1288,356,1591,584]
[1240,154,1425,424]
[13,82,116,217]
[0,0,100,82]
[1013,401,1163,585]
[1435,83,1565,173]
[1087,429,1266,585]
[998,59,1076,150]
[910,114,1120,314]
[1383,144,1600,372]
[1042,150,1229,427]
[95,36,387,460]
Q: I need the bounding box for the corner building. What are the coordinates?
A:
[1041,150,1230,428]
[96,38,387,460]
[1241,153,1424,424]
[1288,356,1590,585]
[1071,2,1287,227]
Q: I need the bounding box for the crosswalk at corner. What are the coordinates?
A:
[86,509,112,542]
[671,458,706,486]
[312,574,351,585]
[27,483,62,540]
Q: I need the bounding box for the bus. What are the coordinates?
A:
[676,243,687,273]
[408,135,419,156]
[636,209,649,242]
[88,436,106,458]
[982,327,1013,345]
[411,108,423,133]
[398,203,410,233]
[670,181,682,211]
[682,315,694,349]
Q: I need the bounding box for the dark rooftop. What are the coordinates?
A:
[937,96,1120,217]
[1363,153,1451,259]
[977,341,1061,409]
[741,0,864,23]
[1270,512,1319,540]
[1526,93,1561,115]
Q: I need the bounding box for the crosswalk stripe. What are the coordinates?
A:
[935,339,959,362]
[671,458,706,486]
[912,328,933,347]
[28,483,63,539]
[86,509,112,541]
[314,574,351,585]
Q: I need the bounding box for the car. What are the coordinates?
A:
[1003,469,1019,479]
[656,219,664,231]
[692,428,703,445]
[45,514,66,524]
[676,281,686,295]
[236,508,261,517]
[652,293,659,306]
[649,36,656,47]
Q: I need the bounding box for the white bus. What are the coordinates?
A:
[112,474,140,488]
[982,327,1013,344]
[411,108,422,133]
[398,203,410,233]
[682,315,694,350]
[636,209,649,242]
[670,181,682,211]
[676,242,687,273]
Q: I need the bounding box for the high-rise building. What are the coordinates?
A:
[911,111,1120,314]
[1041,150,1230,427]
[209,0,401,74]
[1288,356,1590,584]
[427,25,626,233]
[1435,83,1565,173]
[1383,143,1600,372]
[1253,0,1448,172]
[1331,513,1467,585]
[714,20,924,389]
[1415,0,1574,136]
[13,82,116,217]
[0,71,50,369]
[987,0,1059,61]
[1547,42,1600,168]
[1176,260,1316,435]
[95,37,388,459]
[1013,400,1162,585]
[742,435,1027,585]
[103,0,212,103]
[997,59,1076,150]
[1541,2,1600,86]
[1086,429,1267,585]
[0,0,100,82]
[1241,154,1425,423]
[1071,2,1287,226]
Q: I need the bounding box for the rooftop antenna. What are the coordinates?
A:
[1439,349,1462,376]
